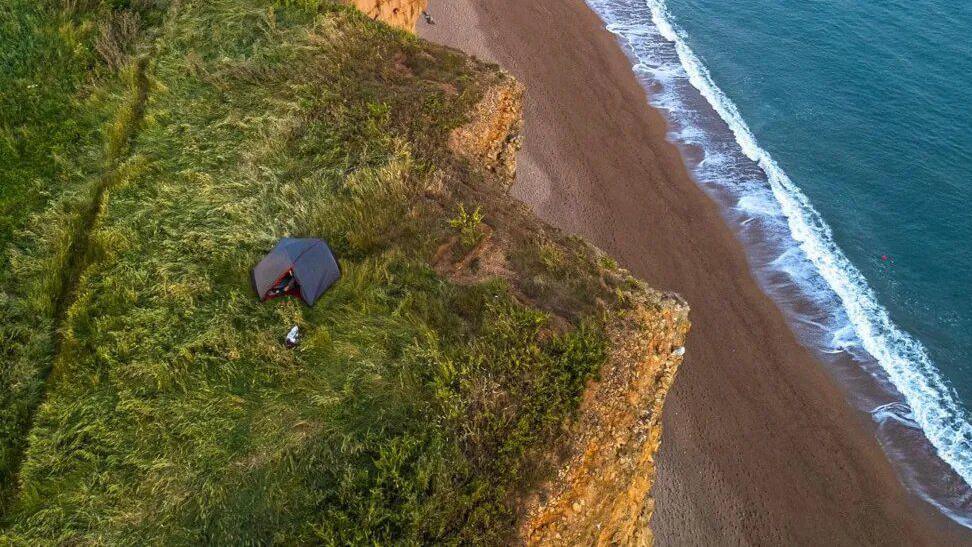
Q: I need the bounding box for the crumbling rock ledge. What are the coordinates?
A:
[341,0,428,32]
[449,76,524,186]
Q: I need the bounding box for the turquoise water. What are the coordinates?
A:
[585,0,972,526]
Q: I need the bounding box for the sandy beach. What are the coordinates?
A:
[419,1,968,544]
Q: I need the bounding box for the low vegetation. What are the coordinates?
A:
[1,1,661,543]
[449,203,487,249]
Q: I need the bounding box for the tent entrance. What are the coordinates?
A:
[266,269,300,301]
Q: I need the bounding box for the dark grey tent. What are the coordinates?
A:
[252,238,340,307]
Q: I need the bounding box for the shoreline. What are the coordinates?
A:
[588,0,972,528]
[419,1,969,543]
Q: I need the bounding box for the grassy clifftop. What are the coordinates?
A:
[1,1,687,543]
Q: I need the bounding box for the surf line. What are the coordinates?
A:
[646,0,972,489]
[583,0,972,494]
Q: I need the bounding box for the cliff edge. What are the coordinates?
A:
[0,2,687,543]
[452,79,689,546]
[433,15,690,547]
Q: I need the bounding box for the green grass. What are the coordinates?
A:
[0,0,168,512]
[2,1,618,543]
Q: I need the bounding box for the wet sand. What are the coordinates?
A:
[419,1,969,544]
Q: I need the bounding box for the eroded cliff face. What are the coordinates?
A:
[449,74,690,546]
[342,0,428,31]
[449,78,524,185]
[519,303,688,546]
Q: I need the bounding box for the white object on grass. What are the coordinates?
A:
[286,325,300,348]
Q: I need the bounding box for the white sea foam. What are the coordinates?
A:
[584,0,972,494]
[829,323,861,353]
[736,194,780,218]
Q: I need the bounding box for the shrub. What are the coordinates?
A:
[449,203,486,249]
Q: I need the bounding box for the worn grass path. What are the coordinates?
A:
[0,2,163,516]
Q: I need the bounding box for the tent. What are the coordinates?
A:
[252,238,340,307]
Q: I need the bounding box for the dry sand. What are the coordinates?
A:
[419,1,970,544]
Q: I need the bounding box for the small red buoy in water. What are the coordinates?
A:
[881,255,888,261]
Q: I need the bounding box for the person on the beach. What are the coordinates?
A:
[422,10,435,25]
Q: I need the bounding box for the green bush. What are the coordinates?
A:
[449,203,486,249]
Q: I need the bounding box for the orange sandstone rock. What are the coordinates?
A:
[342,0,429,32]
[519,302,690,546]
[439,60,689,546]
[449,75,524,186]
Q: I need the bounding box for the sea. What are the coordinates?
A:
[583,0,972,527]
